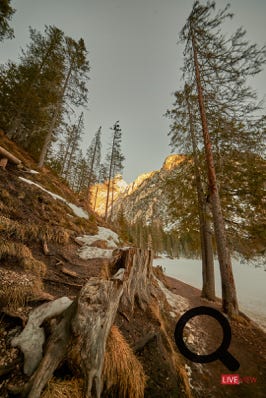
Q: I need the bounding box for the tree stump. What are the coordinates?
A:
[9,248,158,398]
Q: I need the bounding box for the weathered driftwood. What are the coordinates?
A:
[10,248,154,398]
[11,297,73,376]
[0,145,21,165]
[9,302,77,398]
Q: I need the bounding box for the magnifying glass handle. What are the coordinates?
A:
[219,351,240,371]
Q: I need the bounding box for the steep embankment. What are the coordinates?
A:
[0,138,265,398]
[0,137,191,398]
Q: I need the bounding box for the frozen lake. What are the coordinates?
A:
[153,256,266,332]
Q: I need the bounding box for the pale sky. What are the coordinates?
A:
[1,0,266,182]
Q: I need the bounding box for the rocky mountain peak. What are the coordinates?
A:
[162,154,186,170]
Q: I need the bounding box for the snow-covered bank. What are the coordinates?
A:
[19,177,88,219]
[153,256,266,332]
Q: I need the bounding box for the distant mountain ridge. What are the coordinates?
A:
[91,154,187,231]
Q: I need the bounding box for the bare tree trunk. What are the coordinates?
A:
[87,139,98,211]
[93,185,99,212]
[184,85,215,301]
[203,198,215,299]
[110,178,115,221]
[63,114,83,179]
[105,137,115,221]
[60,124,76,175]
[190,24,238,316]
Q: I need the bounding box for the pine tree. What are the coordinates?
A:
[104,121,125,221]
[6,26,65,145]
[86,127,102,210]
[0,0,15,41]
[180,1,266,316]
[165,84,215,300]
[38,36,90,167]
[62,113,84,180]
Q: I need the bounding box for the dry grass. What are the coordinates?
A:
[41,378,83,398]
[21,257,47,276]
[0,216,38,241]
[0,240,32,258]
[0,269,43,311]
[0,216,70,245]
[102,325,146,398]
[68,325,146,398]
[0,188,11,202]
[0,240,47,276]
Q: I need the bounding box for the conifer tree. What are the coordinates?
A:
[86,127,102,209]
[166,83,215,300]
[0,0,15,41]
[180,1,266,315]
[38,36,90,167]
[6,26,65,145]
[104,121,125,221]
[62,113,84,180]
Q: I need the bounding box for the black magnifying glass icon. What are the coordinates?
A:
[174,306,240,371]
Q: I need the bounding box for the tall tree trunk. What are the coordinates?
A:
[190,24,238,316]
[63,114,83,179]
[110,177,115,221]
[105,137,116,221]
[185,85,215,301]
[60,125,76,175]
[38,66,72,168]
[93,185,99,212]
[87,139,98,211]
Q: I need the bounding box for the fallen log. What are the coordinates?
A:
[0,145,21,166]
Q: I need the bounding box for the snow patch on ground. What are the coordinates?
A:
[155,277,189,316]
[76,227,119,249]
[76,227,120,260]
[154,256,266,332]
[78,246,114,260]
[19,177,88,219]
